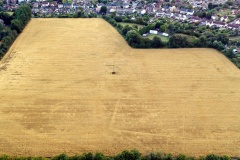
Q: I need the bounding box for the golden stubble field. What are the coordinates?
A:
[0,18,240,157]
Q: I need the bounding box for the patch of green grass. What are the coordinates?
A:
[5,12,13,16]
[118,22,145,29]
[229,36,240,41]
[147,34,169,42]
[175,33,189,36]
[217,9,231,17]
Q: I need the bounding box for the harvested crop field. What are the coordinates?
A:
[0,18,240,157]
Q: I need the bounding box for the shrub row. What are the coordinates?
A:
[103,15,166,49]
[103,15,240,68]
[0,4,31,59]
[0,150,239,160]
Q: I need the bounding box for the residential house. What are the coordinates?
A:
[234,19,240,24]
[63,3,71,8]
[146,3,155,14]
[41,2,49,7]
[87,2,94,8]
[213,21,226,28]
[72,4,80,9]
[180,8,187,14]
[97,3,104,8]
[112,2,121,8]
[173,13,181,20]
[58,3,63,8]
[146,7,155,14]
[33,2,39,8]
[181,15,188,21]
[79,3,85,9]
[195,0,202,5]
[109,8,116,12]
[161,5,170,12]
[228,24,240,30]
[211,15,218,21]
[123,2,129,8]
[220,16,228,22]
[156,11,164,17]
[96,3,104,12]
[141,9,146,14]
[186,9,194,15]
[50,1,58,7]
[233,10,240,15]
[165,12,172,18]
[136,2,143,9]
[206,21,214,27]
[191,16,201,23]
[200,19,207,25]
[32,8,39,13]
[170,6,177,12]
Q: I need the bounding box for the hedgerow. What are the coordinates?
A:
[0,150,237,160]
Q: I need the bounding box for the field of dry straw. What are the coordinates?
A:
[0,18,240,157]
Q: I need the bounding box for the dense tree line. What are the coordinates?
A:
[103,15,229,50]
[103,15,166,48]
[57,11,97,18]
[0,4,31,59]
[34,7,97,18]
[0,150,238,160]
[103,15,240,68]
[104,15,230,50]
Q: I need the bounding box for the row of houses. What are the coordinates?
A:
[155,10,240,31]
[31,0,240,31]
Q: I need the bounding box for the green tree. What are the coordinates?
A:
[117,24,123,30]
[115,150,141,160]
[11,19,23,33]
[168,23,175,33]
[220,155,230,160]
[126,30,141,47]
[142,15,150,22]
[208,3,213,9]
[139,38,151,48]
[234,29,239,36]
[81,153,93,160]
[53,154,69,160]
[155,21,161,29]
[151,36,164,48]
[100,6,107,15]
[0,12,13,25]
[135,17,144,25]
[75,8,84,18]
[199,35,207,46]
[237,13,240,18]
[94,153,107,160]
[114,16,122,22]
[206,154,219,160]
[13,4,31,28]
[212,40,225,50]
[216,33,229,44]
[147,23,155,30]
[226,0,233,6]
[160,25,166,32]
[176,154,187,160]
[122,25,132,35]
[169,34,195,48]
[108,18,117,26]
[139,26,149,35]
